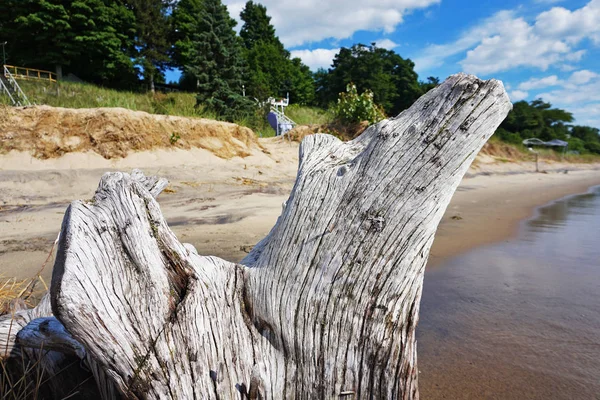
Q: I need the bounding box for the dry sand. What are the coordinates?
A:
[0,137,599,287]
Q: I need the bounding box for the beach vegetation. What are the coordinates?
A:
[0,1,598,150]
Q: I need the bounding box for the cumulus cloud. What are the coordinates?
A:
[290,48,340,70]
[526,70,600,127]
[517,70,600,103]
[569,69,599,84]
[413,10,519,71]
[509,90,529,101]
[224,0,440,47]
[518,75,560,90]
[374,39,400,50]
[414,0,600,75]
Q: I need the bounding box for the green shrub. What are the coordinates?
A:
[567,137,586,153]
[584,141,600,154]
[494,128,523,145]
[332,83,386,125]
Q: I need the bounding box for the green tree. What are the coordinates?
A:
[499,99,573,141]
[317,44,422,116]
[571,126,600,154]
[128,0,171,92]
[239,1,314,104]
[171,0,203,71]
[187,0,251,121]
[333,83,386,124]
[495,98,600,155]
[0,0,137,86]
[287,58,315,105]
[239,1,279,50]
[419,76,440,94]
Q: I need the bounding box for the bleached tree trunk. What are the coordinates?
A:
[1,74,511,399]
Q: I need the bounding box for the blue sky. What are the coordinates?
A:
[169,0,600,127]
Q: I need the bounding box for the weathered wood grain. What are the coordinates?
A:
[1,74,511,399]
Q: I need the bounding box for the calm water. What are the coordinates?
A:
[418,186,600,399]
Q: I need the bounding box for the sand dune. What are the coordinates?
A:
[1,134,599,289]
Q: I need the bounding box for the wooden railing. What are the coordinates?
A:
[3,65,57,82]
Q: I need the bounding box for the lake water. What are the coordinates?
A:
[418,186,600,399]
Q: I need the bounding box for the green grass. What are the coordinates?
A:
[285,104,335,125]
[1,80,205,117]
[1,80,335,137]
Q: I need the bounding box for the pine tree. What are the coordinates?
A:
[171,0,203,71]
[186,0,251,121]
[239,0,314,104]
[0,0,137,86]
[239,1,279,50]
[128,0,171,92]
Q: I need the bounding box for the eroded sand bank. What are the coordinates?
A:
[1,137,599,285]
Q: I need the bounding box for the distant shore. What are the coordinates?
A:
[429,168,600,266]
[1,139,599,284]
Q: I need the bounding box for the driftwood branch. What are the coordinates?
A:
[1,74,511,399]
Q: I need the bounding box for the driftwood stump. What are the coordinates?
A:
[1,74,511,399]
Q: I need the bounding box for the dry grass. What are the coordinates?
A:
[286,121,370,142]
[0,105,262,160]
[1,354,47,400]
[478,138,600,164]
[0,279,30,316]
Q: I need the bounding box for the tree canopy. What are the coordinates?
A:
[0,0,598,148]
[0,0,137,86]
[238,0,314,104]
[186,0,251,121]
[495,99,599,154]
[316,43,423,115]
[127,0,172,91]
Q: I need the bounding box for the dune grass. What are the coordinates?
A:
[1,80,204,117]
[285,104,335,126]
[0,80,334,138]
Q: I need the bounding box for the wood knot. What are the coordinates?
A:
[377,131,390,140]
[368,216,385,232]
[459,117,475,132]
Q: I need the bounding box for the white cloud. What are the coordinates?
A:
[413,10,516,72]
[375,39,399,50]
[290,48,340,70]
[569,69,599,84]
[569,103,600,127]
[532,71,600,127]
[511,69,600,127]
[518,75,560,90]
[414,0,600,75]
[559,64,577,72]
[509,90,529,101]
[225,0,440,47]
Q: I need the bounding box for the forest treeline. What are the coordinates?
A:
[0,0,598,153]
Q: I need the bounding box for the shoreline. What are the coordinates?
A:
[428,169,600,267]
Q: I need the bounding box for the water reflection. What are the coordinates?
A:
[418,186,600,399]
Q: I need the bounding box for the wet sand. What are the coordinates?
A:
[419,185,600,399]
[429,169,600,266]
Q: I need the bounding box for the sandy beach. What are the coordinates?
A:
[1,137,599,285]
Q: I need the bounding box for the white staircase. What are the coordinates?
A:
[268,94,296,136]
[1,65,32,106]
